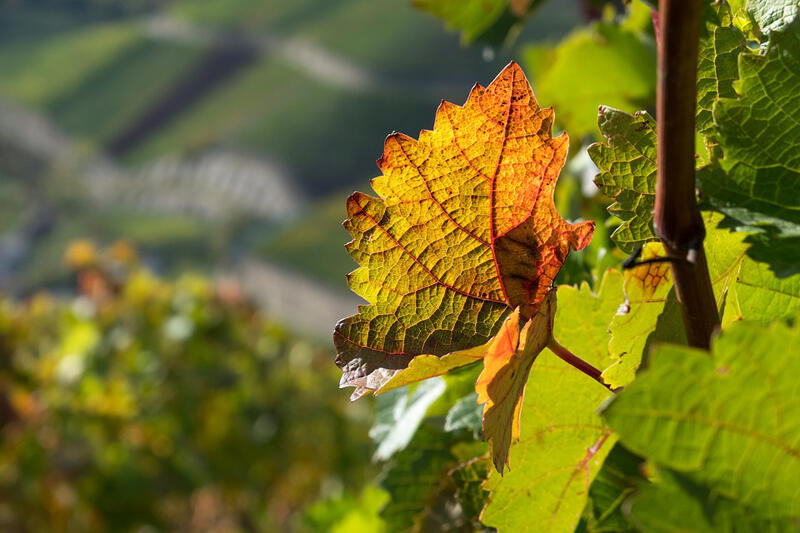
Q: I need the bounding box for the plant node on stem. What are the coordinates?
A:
[654,0,720,349]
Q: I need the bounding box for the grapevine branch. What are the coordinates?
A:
[654,0,720,349]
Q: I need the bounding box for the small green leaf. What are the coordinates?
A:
[524,19,656,139]
[603,319,800,519]
[589,108,657,253]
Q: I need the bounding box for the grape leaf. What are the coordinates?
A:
[413,0,544,46]
[588,107,658,253]
[696,20,747,138]
[523,17,656,139]
[704,212,800,324]
[628,469,797,533]
[602,319,800,520]
[577,444,643,533]
[480,273,618,532]
[700,23,800,238]
[480,351,615,532]
[475,292,555,473]
[748,0,799,36]
[602,243,686,389]
[335,62,594,399]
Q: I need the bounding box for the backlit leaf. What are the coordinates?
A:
[523,16,656,139]
[602,243,685,389]
[335,62,594,399]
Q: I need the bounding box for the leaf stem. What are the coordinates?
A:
[654,0,720,349]
[547,339,613,392]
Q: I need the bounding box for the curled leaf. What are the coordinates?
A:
[476,290,556,473]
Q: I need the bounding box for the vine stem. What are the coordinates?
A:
[547,339,613,392]
[654,0,720,349]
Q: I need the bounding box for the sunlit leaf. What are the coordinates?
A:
[602,243,685,389]
[603,319,800,520]
[335,62,593,399]
[748,0,799,36]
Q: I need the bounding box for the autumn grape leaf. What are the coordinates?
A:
[334,61,594,400]
[602,319,800,520]
[588,107,658,253]
[475,291,555,473]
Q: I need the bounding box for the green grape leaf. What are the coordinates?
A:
[379,423,463,532]
[748,0,799,36]
[480,275,619,532]
[523,19,656,139]
[603,243,686,389]
[588,107,657,253]
[603,319,800,520]
[628,470,797,533]
[413,0,544,45]
[697,23,747,137]
[577,444,643,533]
[700,23,800,238]
[705,212,800,325]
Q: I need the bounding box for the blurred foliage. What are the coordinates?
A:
[0,241,374,531]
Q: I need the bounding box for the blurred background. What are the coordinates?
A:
[0,0,654,531]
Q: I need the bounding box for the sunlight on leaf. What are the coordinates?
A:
[335,62,593,399]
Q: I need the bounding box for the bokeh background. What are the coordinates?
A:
[0,0,655,530]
